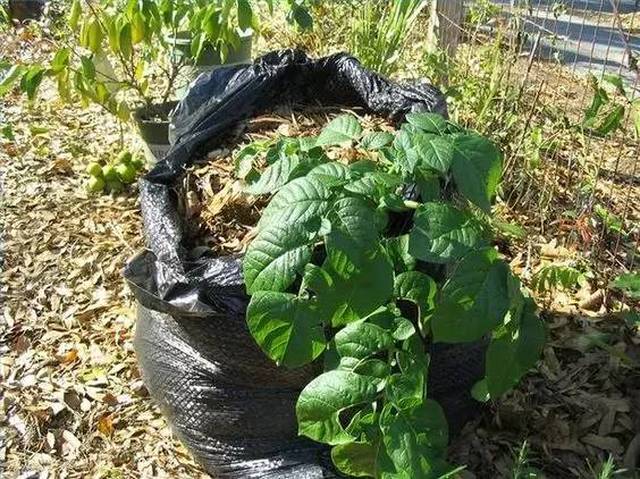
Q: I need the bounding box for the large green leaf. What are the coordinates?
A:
[405,112,449,135]
[345,172,402,199]
[296,370,379,445]
[331,442,377,477]
[394,271,437,316]
[451,133,502,212]
[303,247,394,326]
[324,198,385,275]
[316,114,363,146]
[307,161,350,183]
[243,153,312,195]
[408,202,487,263]
[431,248,511,343]
[258,176,332,229]
[334,321,394,359]
[236,0,253,30]
[246,291,326,367]
[243,222,314,293]
[413,132,454,174]
[360,131,394,150]
[328,197,380,249]
[378,400,452,478]
[485,298,544,397]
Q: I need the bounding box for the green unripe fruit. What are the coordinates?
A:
[87,176,105,193]
[107,180,124,193]
[102,164,119,182]
[86,162,103,177]
[115,163,137,184]
[130,155,145,170]
[117,150,132,165]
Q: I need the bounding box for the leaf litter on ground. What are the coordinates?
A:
[2,23,640,479]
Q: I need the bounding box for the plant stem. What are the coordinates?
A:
[403,200,421,210]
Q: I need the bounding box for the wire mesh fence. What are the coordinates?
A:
[432,0,639,283]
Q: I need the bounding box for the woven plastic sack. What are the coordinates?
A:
[124,50,484,478]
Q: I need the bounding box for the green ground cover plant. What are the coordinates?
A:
[237,112,546,477]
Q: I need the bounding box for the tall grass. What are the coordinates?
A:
[348,0,427,76]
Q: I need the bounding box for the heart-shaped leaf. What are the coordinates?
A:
[431,248,511,343]
[297,370,379,444]
[451,134,502,212]
[246,291,326,367]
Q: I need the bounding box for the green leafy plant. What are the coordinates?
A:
[610,273,640,300]
[581,74,639,138]
[530,264,585,294]
[588,455,626,479]
[594,204,627,237]
[348,0,427,76]
[0,0,313,116]
[238,112,545,477]
[1,0,180,118]
[511,441,542,479]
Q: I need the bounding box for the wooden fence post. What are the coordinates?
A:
[427,0,464,58]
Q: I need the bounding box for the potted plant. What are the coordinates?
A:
[1,0,186,161]
[162,0,255,98]
[0,0,314,161]
[162,0,315,97]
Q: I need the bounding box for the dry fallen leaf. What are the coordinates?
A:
[97,414,114,437]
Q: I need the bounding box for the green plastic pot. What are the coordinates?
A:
[166,30,253,98]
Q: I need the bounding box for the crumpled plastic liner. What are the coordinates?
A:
[124,49,484,478]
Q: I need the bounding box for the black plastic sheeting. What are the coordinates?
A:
[124,50,484,478]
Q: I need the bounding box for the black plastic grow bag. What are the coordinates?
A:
[124,50,484,478]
